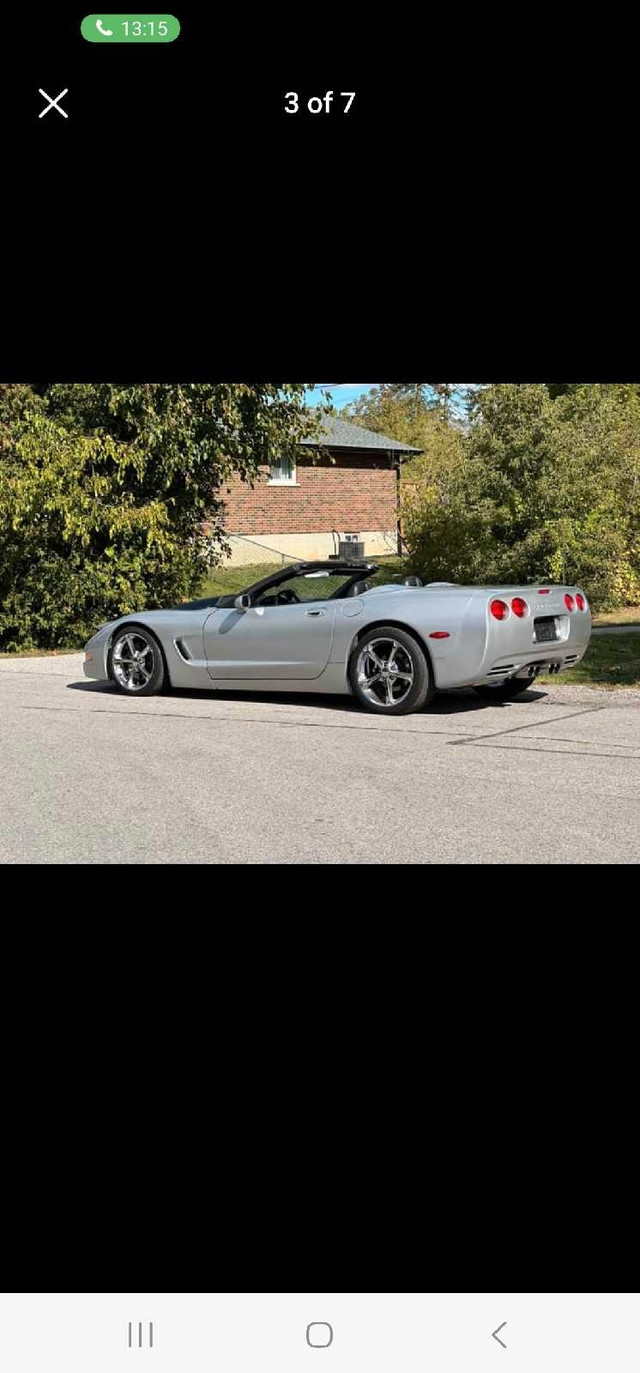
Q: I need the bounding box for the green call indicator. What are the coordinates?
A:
[81,14,180,42]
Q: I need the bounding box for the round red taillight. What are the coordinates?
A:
[511,596,529,618]
[575,592,586,611]
[564,593,575,612]
[490,599,509,621]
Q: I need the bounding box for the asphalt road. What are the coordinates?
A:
[1,654,639,863]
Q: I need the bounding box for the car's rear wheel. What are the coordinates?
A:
[349,626,433,715]
[473,677,532,701]
[109,627,165,696]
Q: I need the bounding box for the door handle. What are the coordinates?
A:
[305,608,327,617]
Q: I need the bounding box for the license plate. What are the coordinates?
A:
[534,616,558,643]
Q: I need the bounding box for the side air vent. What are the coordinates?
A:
[174,638,192,661]
[487,664,515,676]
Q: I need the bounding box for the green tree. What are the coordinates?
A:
[339,383,469,566]
[546,383,640,404]
[0,383,321,650]
[403,383,640,607]
[341,382,460,433]
[540,385,640,604]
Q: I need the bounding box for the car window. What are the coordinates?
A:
[255,572,357,605]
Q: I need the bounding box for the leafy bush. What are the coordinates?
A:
[0,384,319,650]
[401,384,640,608]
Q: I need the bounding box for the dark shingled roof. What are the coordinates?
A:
[299,414,422,455]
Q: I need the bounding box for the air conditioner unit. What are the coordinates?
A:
[339,533,364,561]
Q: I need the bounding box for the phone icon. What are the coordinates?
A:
[95,19,113,36]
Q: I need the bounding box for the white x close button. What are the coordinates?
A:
[39,88,69,118]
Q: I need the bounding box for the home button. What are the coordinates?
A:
[306,1322,333,1348]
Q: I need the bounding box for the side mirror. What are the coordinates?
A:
[234,594,252,612]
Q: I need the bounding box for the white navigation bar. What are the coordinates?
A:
[0,1292,637,1373]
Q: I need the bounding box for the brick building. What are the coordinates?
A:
[222,415,421,563]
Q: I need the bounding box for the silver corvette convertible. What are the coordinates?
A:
[83,560,592,715]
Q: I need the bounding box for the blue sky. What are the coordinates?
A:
[305,383,473,418]
[304,384,374,409]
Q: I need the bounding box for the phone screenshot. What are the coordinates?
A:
[2,8,637,870]
[1,6,636,1361]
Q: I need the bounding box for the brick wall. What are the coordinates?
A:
[222,451,397,536]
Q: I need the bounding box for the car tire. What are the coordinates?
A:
[349,625,434,716]
[473,677,532,702]
[109,625,166,696]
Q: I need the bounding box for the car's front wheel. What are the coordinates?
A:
[349,626,434,715]
[109,627,165,696]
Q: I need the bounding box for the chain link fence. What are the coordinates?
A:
[203,534,408,597]
[204,535,305,596]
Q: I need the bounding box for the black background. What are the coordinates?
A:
[2,912,635,1293]
[3,8,636,380]
[1,9,636,1300]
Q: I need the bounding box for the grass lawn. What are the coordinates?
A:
[592,605,640,628]
[538,633,640,689]
[200,562,284,597]
[200,554,406,598]
[0,645,83,658]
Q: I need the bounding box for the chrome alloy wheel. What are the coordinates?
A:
[111,631,156,692]
[356,636,415,708]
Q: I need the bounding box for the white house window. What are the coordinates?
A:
[268,454,297,484]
